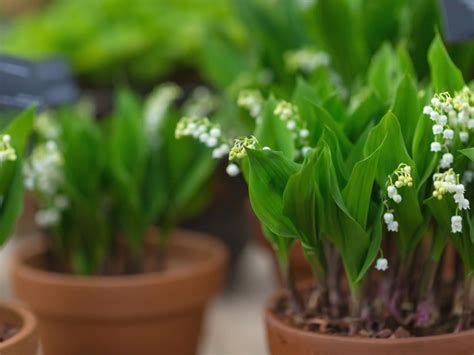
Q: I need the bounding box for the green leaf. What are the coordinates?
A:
[391,75,420,148]
[367,43,402,103]
[0,107,35,244]
[254,97,295,159]
[247,149,300,238]
[342,139,383,229]
[282,149,318,249]
[314,145,372,288]
[412,112,439,191]
[428,33,465,93]
[460,148,474,162]
[364,111,415,185]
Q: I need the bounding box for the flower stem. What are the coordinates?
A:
[349,284,363,335]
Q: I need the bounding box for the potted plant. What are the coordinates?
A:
[186,35,474,353]
[0,108,38,355]
[11,85,227,355]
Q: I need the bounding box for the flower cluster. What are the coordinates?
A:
[227,136,261,177]
[0,135,17,163]
[183,86,218,118]
[432,169,469,233]
[424,88,474,168]
[23,141,67,228]
[273,100,311,157]
[34,112,61,140]
[175,116,230,159]
[383,164,413,233]
[144,83,181,140]
[284,47,330,74]
[237,89,264,121]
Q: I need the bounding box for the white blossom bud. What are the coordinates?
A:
[451,215,462,233]
[443,129,454,139]
[430,142,442,152]
[383,213,394,224]
[387,221,399,232]
[226,163,240,177]
[432,125,443,135]
[460,131,469,142]
[375,258,389,271]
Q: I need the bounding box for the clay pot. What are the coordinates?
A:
[0,302,38,355]
[11,229,227,355]
[265,290,474,355]
[246,200,312,284]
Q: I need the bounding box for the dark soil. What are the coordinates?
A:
[0,321,18,342]
[273,289,473,339]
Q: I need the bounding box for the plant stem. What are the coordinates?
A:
[305,250,328,313]
[419,258,438,301]
[415,258,439,327]
[456,273,473,332]
[349,284,363,335]
[278,259,304,315]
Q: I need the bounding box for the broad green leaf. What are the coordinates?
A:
[460,148,474,161]
[428,33,465,93]
[364,111,415,185]
[283,149,318,249]
[367,43,402,103]
[254,97,295,159]
[391,75,420,148]
[412,112,438,191]
[342,139,383,229]
[344,87,385,142]
[247,149,300,238]
[0,107,35,244]
[315,145,371,288]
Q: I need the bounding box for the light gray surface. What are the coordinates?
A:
[200,244,277,355]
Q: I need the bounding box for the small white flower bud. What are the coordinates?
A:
[301,146,312,156]
[438,115,447,125]
[2,135,11,143]
[287,120,296,130]
[432,124,443,135]
[423,106,433,115]
[451,215,462,233]
[392,194,402,204]
[460,131,469,142]
[206,136,218,147]
[299,129,310,138]
[375,258,389,271]
[430,111,439,121]
[430,142,442,152]
[226,163,240,177]
[387,186,397,198]
[443,129,454,140]
[210,127,221,138]
[383,213,394,224]
[387,221,399,232]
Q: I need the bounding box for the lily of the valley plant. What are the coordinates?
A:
[177,35,474,337]
[24,84,219,275]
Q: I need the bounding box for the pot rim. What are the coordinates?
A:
[11,228,228,288]
[0,301,37,350]
[265,288,474,345]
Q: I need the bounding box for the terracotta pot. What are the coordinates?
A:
[246,200,312,284]
[0,302,38,355]
[265,289,474,355]
[11,229,227,355]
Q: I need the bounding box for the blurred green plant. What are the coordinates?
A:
[3,0,245,87]
[227,0,473,94]
[24,84,220,274]
[0,108,34,245]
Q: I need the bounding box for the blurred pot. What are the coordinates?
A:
[0,302,38,355]
[265,288,474,355]
[11,229,227,355]
[246,199,312,284]
[182,164,250,281]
